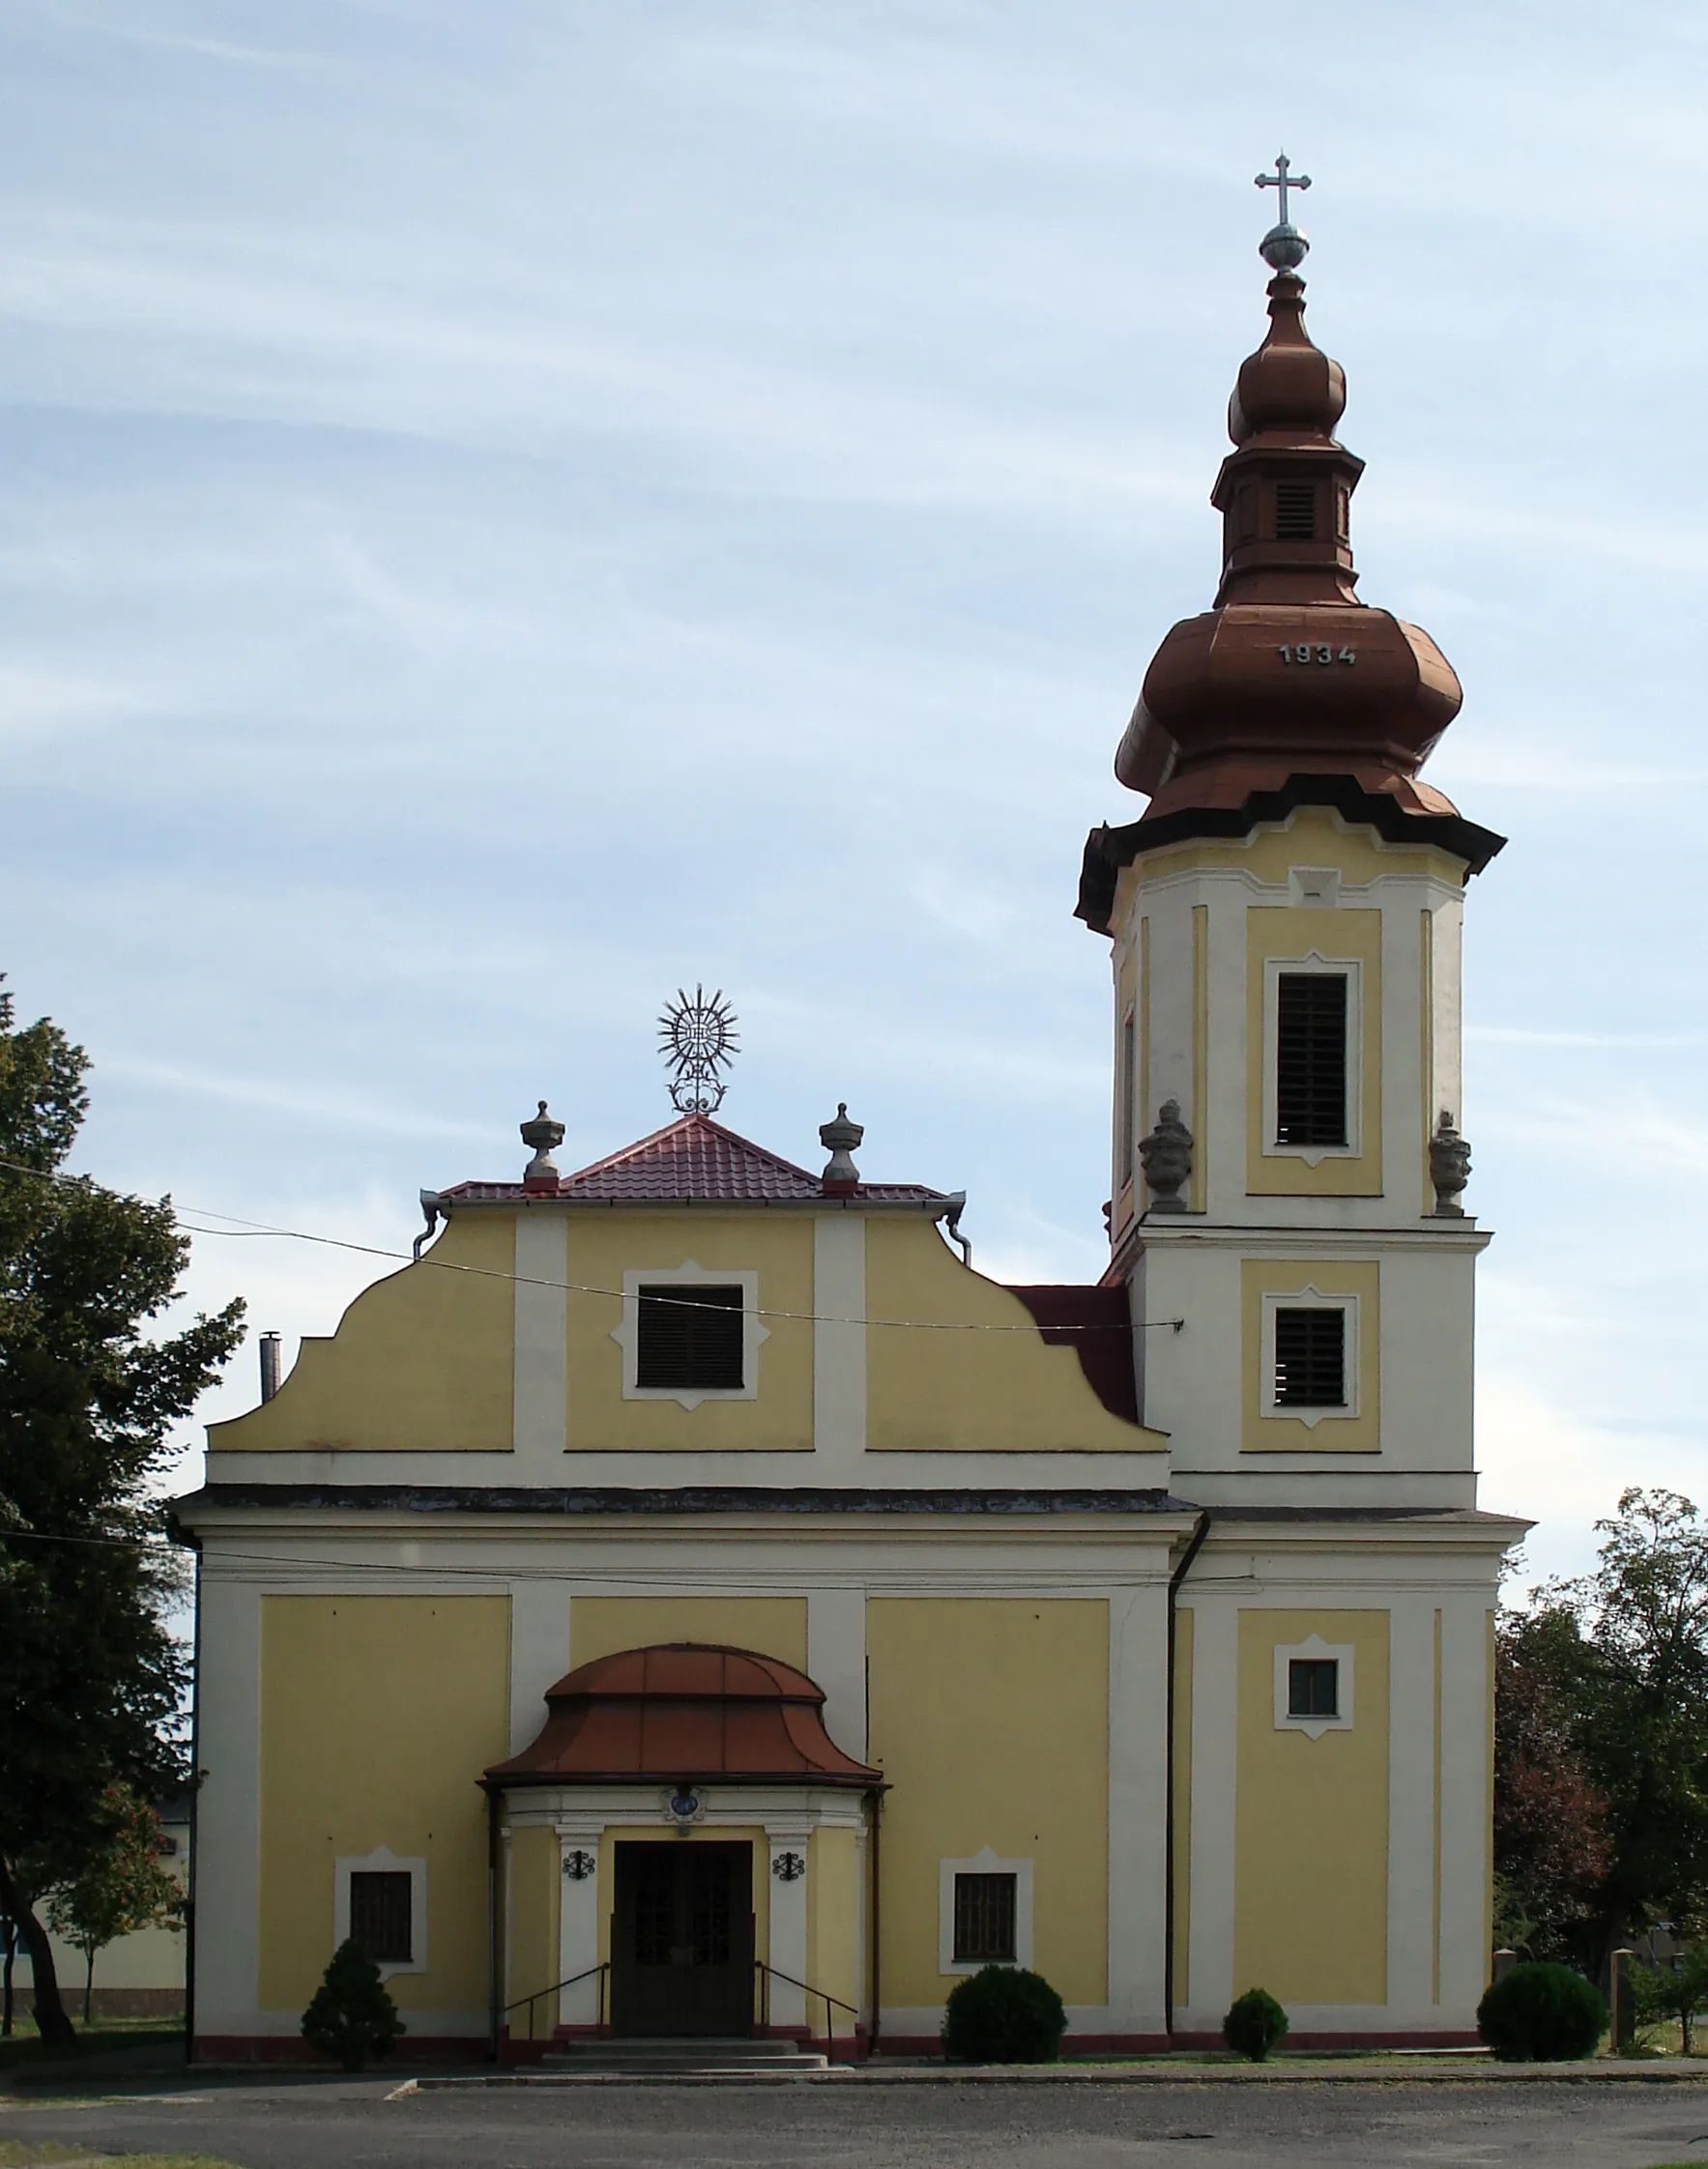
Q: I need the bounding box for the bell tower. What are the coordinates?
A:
[1078,182,1505,1507]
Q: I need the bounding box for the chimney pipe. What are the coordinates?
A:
[259,1332,282,1403]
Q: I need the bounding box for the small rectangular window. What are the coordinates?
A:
[1274,480,1317,539]
[1288,1658,1340,1720]
[953,1872,1017,1964]
[1274,1307,1346,1408]
[349,1870,413,1964]
[636,1283,744,1391]
[1275,971,1347,1146]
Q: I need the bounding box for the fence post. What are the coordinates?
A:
[1611,1949,1636,2054]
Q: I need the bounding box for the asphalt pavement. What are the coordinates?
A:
[4,2073,1708,2169]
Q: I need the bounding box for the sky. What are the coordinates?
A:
[2,0,1704,1586]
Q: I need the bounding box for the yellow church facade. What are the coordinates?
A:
[175,234,1525,2059]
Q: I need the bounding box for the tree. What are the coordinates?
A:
[301,1939,405,2070]
[0,980,244,2047]
[45,1786,182,2022]
[1628,1946,1708,2055]
[1497,1490,1708,1971]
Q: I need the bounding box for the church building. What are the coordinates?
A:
[175,203,1525,2060]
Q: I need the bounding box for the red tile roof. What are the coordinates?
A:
[439,1112,946,1208]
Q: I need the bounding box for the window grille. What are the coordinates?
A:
[349,1870,413,1964]
[1274,479,1317,539]
[1288,1657,1340,1719]
[636,1284,744,1391]
[1273,1307,1346,1408]
[1276,972,1347,1146]
[953,1872,1018,1965]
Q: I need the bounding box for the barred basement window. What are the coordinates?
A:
[1275,971,1347,1146]
[1288,1657,1340,1720]
[348,1870,413,1965]
[635,1283,744,1391]
[953,1872,1018,1964]
[1274,479,1317,539]
[1273,1307,1346,1409]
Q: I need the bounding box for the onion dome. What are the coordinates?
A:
[1107,266,1483,841]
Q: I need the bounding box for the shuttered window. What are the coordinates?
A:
[1276,972,1347,1146]
[636,1284,744,1391]
[349,1870,413,1964]
[1274,479,1317,539]
[1288,1658,1340,1719]
[1273,1307,1346,1408]
[953,1873,1018,1964]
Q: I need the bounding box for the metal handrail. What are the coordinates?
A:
[503,1960,609,2043]
[754,1958,861,2047]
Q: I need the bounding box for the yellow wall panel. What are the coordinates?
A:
[1246,906,1384,1198]
[505,1824,560,2039]
[1240,1258,1380,1454]
[258,1596,509,2013]
[563,1215,813,1453]
[865,1221,1164,1454]
[211,1214,515,1453]
[807,1826,862,2031]
[569,1596,808,1671]
[1233,1608,1389,2007]
[867,1598,1109,2008]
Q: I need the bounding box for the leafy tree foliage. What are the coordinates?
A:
[0,980,244,2047]
[1497,1490,1708,1969]
[45,1785,182,2021]
[301,1939,405,2070]
[1627,1946,1708,2055]
[941,1966,1066,2064]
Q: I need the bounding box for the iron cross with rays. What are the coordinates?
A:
[658,985,739,1113]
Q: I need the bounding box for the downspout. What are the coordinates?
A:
[1163,1510,1211,2040]
[866,1786,883,2059]
[184,1535,202,2068]
[485,1785,502,2064]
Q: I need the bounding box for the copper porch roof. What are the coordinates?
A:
[440,1112,945,1207]
[485,1642,883,1789]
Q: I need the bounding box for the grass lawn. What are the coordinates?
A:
[0,2148,236,2167]
[0,2020,185,2073]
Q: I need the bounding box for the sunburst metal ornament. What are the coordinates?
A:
[658,984,739,1113]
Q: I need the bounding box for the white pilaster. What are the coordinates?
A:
[812,1216,865,1474]
[1385,1595,1437,2013]
[508,1579,572,1754]
[1436,1598,1492,2018]
[765,1827,812,2030]
[1107,1581,1171,2033]
[557,1824,605,2028]
[192,1571,262,2036]
[807,1588,867,1760]
[1183,1596,1238,2025]
[512,1212,567,1465]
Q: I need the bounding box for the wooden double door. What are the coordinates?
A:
[609,1841,755,2037]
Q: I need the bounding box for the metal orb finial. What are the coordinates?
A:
[658,985,739,1114]
[1256,151,1311,273]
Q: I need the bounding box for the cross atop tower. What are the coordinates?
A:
[1255,151,1311,226]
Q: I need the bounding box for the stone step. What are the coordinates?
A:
[539,2036,832,2077]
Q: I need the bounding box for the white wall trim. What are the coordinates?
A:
[939,1847,1033,1976]
[1271,1633,1355,1741]
[333,1846,427,1978]
[1260,949,1363,1165]
[610,1260,770,1410]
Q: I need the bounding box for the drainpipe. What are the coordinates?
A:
[1163,1510,1211,2040]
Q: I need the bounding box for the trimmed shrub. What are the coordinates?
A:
[942,1965,1067,2064]
[301,1937,406,2071]
[1476,1961,1606,2063]
[1223,1985,1288,2062]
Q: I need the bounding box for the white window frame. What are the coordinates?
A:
[333,1846,427,1977]
[1273,1634,1355,1741]
[1260,1285,1360,1430]
[1261,950,1362,1165]
[939,1847,1033,1976]
[610,1259,769,1411]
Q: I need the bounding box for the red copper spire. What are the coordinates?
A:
[1112,252,1466,825]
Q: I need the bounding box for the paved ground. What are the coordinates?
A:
[5,2074,1708,2169]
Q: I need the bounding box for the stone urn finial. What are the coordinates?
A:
[1429,1110,1471,1217]
[1139,1099,1194,1214]
[819,1102,863,1195]
[520,1099,565,1193]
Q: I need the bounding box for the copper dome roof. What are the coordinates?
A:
[484,1643,883,1789]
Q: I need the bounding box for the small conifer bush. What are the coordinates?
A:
[301,1936,407,2070]
[941,1965,1067,2063]
[1223,1985,1288,2062]
[1476,1961,1606,2062]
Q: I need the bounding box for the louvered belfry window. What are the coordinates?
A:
[349,1870,413,1964]
[954,1872,1018,1965]
[1274,479,1317,539]
[1273,1307,1346,1409]
[1276,971,1347,1146]
[636,1283,744,1390]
